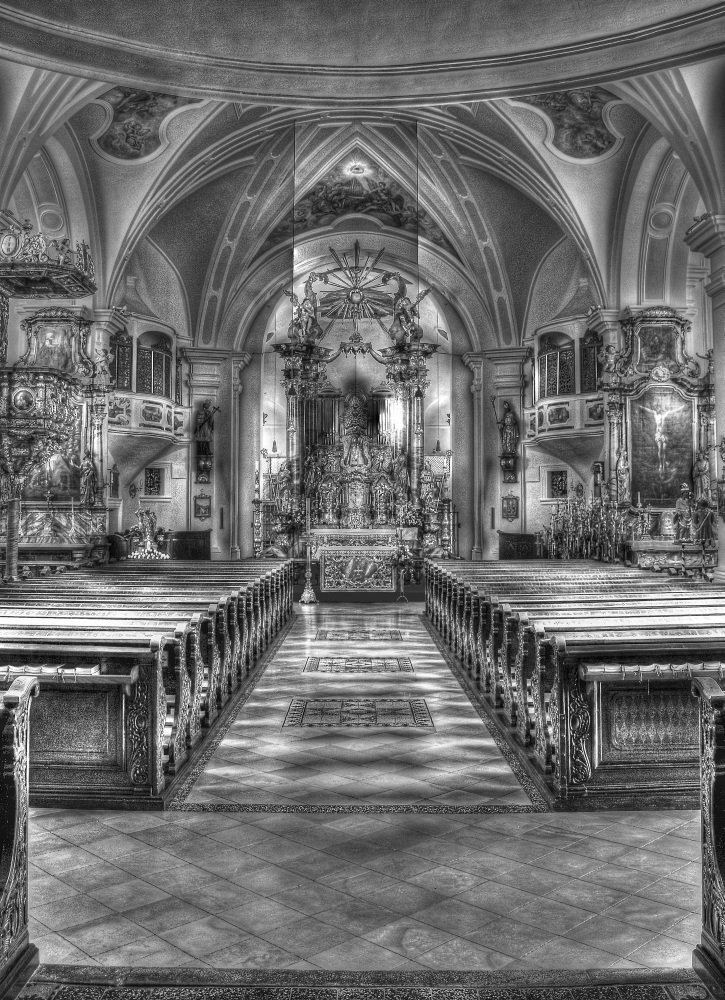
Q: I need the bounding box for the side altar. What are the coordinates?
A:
[253,243,457,592]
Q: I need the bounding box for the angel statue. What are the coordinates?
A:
[284,273,324,345]
[382,272,431,347]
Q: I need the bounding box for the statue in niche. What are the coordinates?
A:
[616,449,630,504]
[675,483,694,541]
[693,450,712,502]
[499,401,519,457]
[342,432,370,469]
[382,273,431,347]
[195,400,216,455]
[303,448,322,498]
[393,452,410,500]
[276,459,293,511]
[319,474,340,525]
[79,450,97,506]
[372,445,394,477]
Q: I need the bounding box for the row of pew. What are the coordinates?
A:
[425,558,725,808]
[0,559,293,808]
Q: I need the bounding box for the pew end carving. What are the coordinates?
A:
[692,677,725,995]
[0,676,39,998]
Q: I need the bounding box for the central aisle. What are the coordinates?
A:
[182,603,531,808]
[26,603,701,972]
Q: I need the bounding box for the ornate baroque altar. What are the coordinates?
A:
[253,243,457,590]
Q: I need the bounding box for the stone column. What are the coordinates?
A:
[463,353,484,559]
[686,215,725,582]
[0,293,8,366]
[88,308,127,508]
[587,308,621,499]
[482,348,528,556]
[230,352,251,560]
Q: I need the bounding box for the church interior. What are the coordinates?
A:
[2,3,725,998]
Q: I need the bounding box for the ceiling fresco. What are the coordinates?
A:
[92,87,201,161]
[517,88,619,159]
[258,156,456,257]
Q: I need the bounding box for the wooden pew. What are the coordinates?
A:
[425,558,725,808]
[0,559,293,808]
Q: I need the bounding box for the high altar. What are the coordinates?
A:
[253,243,457,591]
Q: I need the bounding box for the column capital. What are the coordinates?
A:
[91,308,128,339]
[684,214,725,258]
[183,347,229,396]
[585,307,620,341]
[232,351,252,393]
[463,352,484,393]
[482,346,528,396]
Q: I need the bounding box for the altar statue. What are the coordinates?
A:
[693,450,712,501]
[393,452,410,500]
[79,450,97,506]
[303,448,322,497]
[616,449,630,503]
[499,401,519,457]
[195,400,216,455]
[382,272,431,347]
[342,432,370,468]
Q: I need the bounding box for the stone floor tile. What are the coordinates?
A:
[455,880,539,915]
[260,914,353,958]
[60,913,148,956]
[415,937,514,970]
[28,873,80,906]
[466,916,558,959]
[87,876,171,913]
[601,894,693,931]
[123,897,211,932]
[362,916,454,958]
[523,936,621,970]
[95,934,196,966]
[505,897,593,935]
[36,932,101,965]
[205,936,300,968]
[317,896,400,935]
[159,914,248,958]
[411,896,496,935]
[563,913,656,957]
[220,895,311,933]
[311,937,407,970]
[624,933,699,967]
[30,893,115,932]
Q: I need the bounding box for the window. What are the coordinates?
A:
[136,332,172,398]
[580,330,602,394]
[537,333,574,399]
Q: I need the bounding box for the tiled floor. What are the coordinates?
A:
[27,604,702,972]
[184,605,528,808]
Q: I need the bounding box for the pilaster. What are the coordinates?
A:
[483,347,527,554]
[685,215,725,583]
[463,353,484,560]
[230,352,252,560]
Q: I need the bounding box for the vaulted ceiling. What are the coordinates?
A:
[1,9,724,353]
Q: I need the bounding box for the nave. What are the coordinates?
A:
[26,604,701,974]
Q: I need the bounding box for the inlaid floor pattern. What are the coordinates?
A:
[27,604,702,973]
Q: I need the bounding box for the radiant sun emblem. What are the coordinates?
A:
[316,241,398,326]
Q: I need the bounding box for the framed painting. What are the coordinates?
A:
[635,324,678,373]
[194,492,212,521]
[629,386,695,505]
[501,493,519,521]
